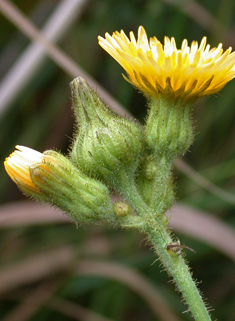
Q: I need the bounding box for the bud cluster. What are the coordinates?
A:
[4,77,196,226]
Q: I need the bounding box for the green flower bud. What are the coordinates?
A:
[70,77,144,182]
[144,159,158,180]
[113,201,132,217]
[4,146,115,224]
[145,95,194,160]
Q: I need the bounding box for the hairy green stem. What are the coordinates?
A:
[116,169,212,321]
[142,218,212,321]
[149,155,174,213]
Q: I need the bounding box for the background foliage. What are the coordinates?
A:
[0,0,235,320]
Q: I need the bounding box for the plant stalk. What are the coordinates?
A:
[142,218,212,321]
[116,169,212,321]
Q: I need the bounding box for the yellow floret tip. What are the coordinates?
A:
[4,145,45,190]
[98,26,235,99]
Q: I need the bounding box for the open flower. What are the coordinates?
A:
[98,26,235,99]
[4,145,45,191]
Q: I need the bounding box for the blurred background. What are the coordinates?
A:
[0,0,235,320]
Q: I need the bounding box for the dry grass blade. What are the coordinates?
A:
[0,248,179,321]
[0,246,75,295]
[0,0,130,118]
[5,291,116,321]
[175,159,235,206]
[0,0,88,115]
[48,297,116,321]
[2,280,62,321]
[0,201,66,227]
[168,204,235,261]
[161,0,226,35]
[1,201,235,261]
[1,201,235,262]
[0,203,234,319]
[76,260,181,321]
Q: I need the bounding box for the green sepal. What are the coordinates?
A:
[145,95,194,161]
[28,150,116,224]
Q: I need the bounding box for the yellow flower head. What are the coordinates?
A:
[4,145,47,191]
[98,26,235,99]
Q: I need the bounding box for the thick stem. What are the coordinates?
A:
[116,169,212,321]
[142,218,212,321]
[112,168,149,215]
[149,154,174,213]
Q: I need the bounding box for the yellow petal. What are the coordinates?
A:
[98,26,235,99]
[4,145,44,189]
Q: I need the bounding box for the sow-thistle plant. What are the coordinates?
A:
[4,26,235,321]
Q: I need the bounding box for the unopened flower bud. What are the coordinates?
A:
[113,201,132,217]
[144,159,158,180]
[70,77,144,182]
[4,145,46,195]
[4,146,115,224]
